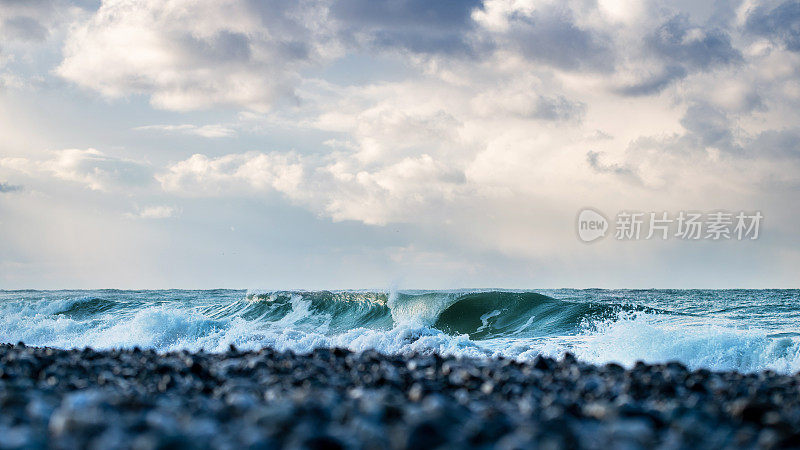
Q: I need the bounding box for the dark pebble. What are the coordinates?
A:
[0,343,798,449]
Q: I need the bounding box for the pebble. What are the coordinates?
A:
[0,343,798,448]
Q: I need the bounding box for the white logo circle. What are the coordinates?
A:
[576,208,608,242]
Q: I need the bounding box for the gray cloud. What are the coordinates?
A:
[329,0,484,55]
[620,14,741,96]
[332,0,481,28]
[504,6,613,72]
[586,150,643,185]
[750,128,800,159]
[2,16,48,42]
[0,181,22,193]
[650,15,741,70]
[330,0,616,67]
[530,95,585,121]
[625,103,800,164]
[679,102,741,152]
[0,0,51,5]
[623,101,749,160]
[0,0,53,46]
[176,30,254,65]
[0,0,54,11]
[746,1,800,52]
[617,65,687,96]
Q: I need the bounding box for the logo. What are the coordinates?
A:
[577,208,609,242]
[575,208,762,242]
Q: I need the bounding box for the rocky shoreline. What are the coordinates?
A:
[1,343,799,449]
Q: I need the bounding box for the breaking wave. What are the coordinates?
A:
[1,289,799,374]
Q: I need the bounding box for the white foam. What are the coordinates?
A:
[2,294,800,374]
[563,312,800,373]
[388,291,461,326]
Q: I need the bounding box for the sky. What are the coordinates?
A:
[0,0,799,289]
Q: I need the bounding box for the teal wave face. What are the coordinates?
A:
[52,297,121,318]
[26,289,770,341]
[2,289,800,373]
[434,292,599,339]
[431,292,672,339]
[238,290,671,339]
[242,291,393,331]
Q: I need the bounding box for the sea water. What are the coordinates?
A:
[1,289,798,373]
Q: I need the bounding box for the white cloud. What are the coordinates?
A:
[2,0,800,286]
[159,150,467,225]
[134,124,236,138]
[0,149,152,191]
[0,0,92,90]
[41,0,798,261]
[57,0,341,111]
[127,205,179,219]
[158,152,305,197]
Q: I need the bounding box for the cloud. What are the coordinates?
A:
[0,0,51,41]
[134,124,236,138]
[0,149,153,191]
[602,97,800,195]
[649,14,741,70]
[586,150,643,186]
[1,16,48,42]
[618,14,742,96]
[159,151,467,225]
[616,65,687,96]
[679,102,741,152]
[329,0,484,55]
[750,128,800,159]
[127,205,179,219]
[0,0,96,95]
[3,0,800,288]
[54,0,484,111]
[0,0,91,44]
[746,1,800,52]
[471,87,585,121]
[158,152,305,197]
[476,2,614,72]
[319,153,467,224]
[50,0,765,116]
[56,0,748,112]
[123,1,799,234]
[622,100,793,162]
[57,0,341,111]
[0,0,52,71]
[0,181,23,193]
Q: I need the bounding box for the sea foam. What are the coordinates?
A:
[1,289,798,373]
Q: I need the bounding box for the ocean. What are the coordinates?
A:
[1,289,798,374]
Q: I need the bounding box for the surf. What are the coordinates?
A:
[0,289,799,374]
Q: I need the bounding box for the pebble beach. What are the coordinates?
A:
[1,343,799,449]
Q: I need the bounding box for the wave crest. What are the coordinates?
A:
[1,289,799,374]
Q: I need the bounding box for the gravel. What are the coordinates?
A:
[1,342,799,449]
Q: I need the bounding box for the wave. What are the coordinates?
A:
[1,289,799,374]
[569,311,800,374]
[52,297,121,318]
[241,290,664,338]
